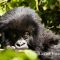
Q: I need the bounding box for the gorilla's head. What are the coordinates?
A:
[0,7,41,50]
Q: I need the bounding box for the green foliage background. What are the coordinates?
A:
[0,0,60,34]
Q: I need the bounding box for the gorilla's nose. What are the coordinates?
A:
[15,39,28,49]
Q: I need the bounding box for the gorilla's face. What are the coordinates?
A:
[15,32,33,49]
[8,31,33,49]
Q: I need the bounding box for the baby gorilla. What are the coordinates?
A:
[0,7,60,60]
[0,7,39,49]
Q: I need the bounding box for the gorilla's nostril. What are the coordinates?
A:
[16,43,20,47]
[16,43,25,47]
[21,43,25,46]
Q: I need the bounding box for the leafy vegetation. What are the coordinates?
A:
[0,49,39,60]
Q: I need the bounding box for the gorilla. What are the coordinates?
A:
[0,7,60,60]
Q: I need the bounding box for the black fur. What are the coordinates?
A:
[0,7,60,60]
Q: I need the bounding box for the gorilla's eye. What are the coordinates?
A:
[24,36,28,39]
[25,32,29,35]
[23,32,29,39]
